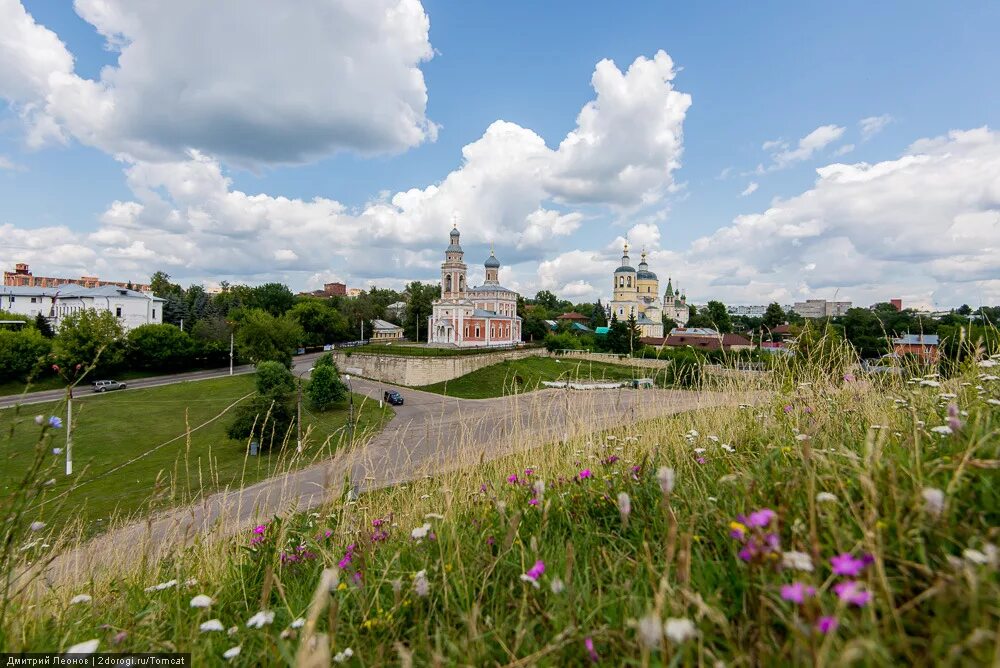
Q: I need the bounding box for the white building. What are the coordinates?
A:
[370,318,404,341]
[792,299,852,318]
[0,284,165,331]
[427,226,521,348]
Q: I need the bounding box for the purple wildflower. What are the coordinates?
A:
[507,474,519,485]
[830,553,866,577]
[579,469,592,480]
[696,457,706,465]
[746,509,776,528]
[833,580,871,607]
[584,637,599,663]
[48,416,62,429]
[520,560,545,587]
[783,404,794,413]
[780,582,816,604]
[816,616,838,634]
[602,455,619,465]
[843,373,856,382]
[947,403,963,432]
[529,498,539,506]
[524,468,534,476]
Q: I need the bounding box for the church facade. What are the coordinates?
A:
[427,226,522,347]
[608,242,689,337]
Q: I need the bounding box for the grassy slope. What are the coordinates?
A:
[419,356,666,398]
[0,376,391,535]
[0,369,172,397]
[5,357,1000,664]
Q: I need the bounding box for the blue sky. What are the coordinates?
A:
[1,0,999,307]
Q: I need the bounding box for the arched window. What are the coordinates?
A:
[445,275,452,293]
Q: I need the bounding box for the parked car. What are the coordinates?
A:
[384,390,404,406]
[92,379,127,392]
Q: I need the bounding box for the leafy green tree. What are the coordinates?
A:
[402,281,440,341]
[544,331,583,353]
[956,304,973,316]
[247,283,296,316]
[149,271,183,298]
[126,324,195,371]
[762,302,786,329]
[33,313,54,338]
[234,309,303,367]
[522,314,550,342]
[288,299,349,346]
[704,301,733,333]
[534,290,560,312]
[0,328,52,381]
[255,360,296,397]
[53,309,126,373]
[306,364,347,410]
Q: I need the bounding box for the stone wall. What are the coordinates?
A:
[330,347,547,386]
[552,350,672,370]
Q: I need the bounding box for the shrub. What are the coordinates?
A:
[544,331,582,353]
[126,324,195,371]
[306,364,346,410]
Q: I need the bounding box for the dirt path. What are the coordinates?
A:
[42,377,739,585]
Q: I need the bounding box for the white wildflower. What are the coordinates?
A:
[550,577,565,594]
[333,648,355,663]
[919,379,941,387]
[693,447,706,454]
[246,610,275,628]
[986,399,1000,406]
[223,646,241,660]
[414,570,430,597]
[66,639,99,655]
[200,619,224,633]
[533,479,545,500]
[816,492,838,504]
[930,425,953,435]
[419,494,431,500]
[664,617,697,643]
[721,443,735,453]
[190,595,213,608]
[795,433,810,441]
[963,549,988,565]
[707,435,719,442]
[184,578,198,587]
[637,612,663,649]
[69,594,92,605]
[922,487,945,516]
[617,492,631,520]
[29,521,46,532]
[781,551,814,572]
[227,626,238,636]
[657,467,675,494]
[979,359,998,368]
[144,579,177,592]
[411,523,432,540]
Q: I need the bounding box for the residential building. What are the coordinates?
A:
[726,305,768,317]
[0,284,165,331]
[557,311,590,324]
[792,299,852,318]
[346,288,363,298]
[427,226,522,347]
[892,333,940,363]
[641,327,753,352]
[608,242,689,337]
[370,319,404,341]
[4,263,150,292]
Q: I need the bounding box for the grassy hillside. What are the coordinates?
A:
[0,376,391,536]
[419,356,666,398]
[3,347,999,664]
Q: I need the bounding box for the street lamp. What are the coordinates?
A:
[344,373,355,441]
[296,365,315,453]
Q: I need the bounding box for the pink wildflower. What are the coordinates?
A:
[830,553,866,577]
[579,469,592,480]
[520,560,545,588]
[780,582,816,604]
[696,457,706,464]
[507,474,519,484]
[816,616,838,634]
[746,509,776,528]
[783,404,793,413]
[833,580,872,607]
[584,637,599,663]
[529,498,539,506]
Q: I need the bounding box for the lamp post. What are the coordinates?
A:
[296,366,315,453]
[345,373,355,441]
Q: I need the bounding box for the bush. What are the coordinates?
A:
[126,324,195,371]
[306,364,346,410]
[0,328,52,382]
[544,331,583,353]
[52,309,125,374]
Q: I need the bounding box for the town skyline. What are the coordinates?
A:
[1,2,998,310]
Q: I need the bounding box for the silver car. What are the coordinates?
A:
[92,379,127,392]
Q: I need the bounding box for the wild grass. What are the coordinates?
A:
[1,330,998,665]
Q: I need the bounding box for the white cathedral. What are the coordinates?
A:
[608,241,689,338]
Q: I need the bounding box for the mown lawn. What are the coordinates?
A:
[419,356,667,398]
[0,375,391,536]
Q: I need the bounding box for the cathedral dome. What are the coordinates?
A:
[614,264,636,274]
[484,250,501,268]
[636,251,657,280]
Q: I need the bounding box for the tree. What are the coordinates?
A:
[0,328,52,382]
[544,331,582,353]
[149,271,183,298]
[53,310,126,373]
[162,293,192,328]
[306,364,347,410]
[227,361,296,448]
[704,301,733,333]
[762,302,786,329]
[127,324,195,371]
[33,313,54,338]
[234,309,303,367]
[534,290,560,312]
[247,283,296,316]
[288,299,349,347]
[591,300,608,328]
[402,282,439,341]
[956,304,973,316]
[255,360,296,397]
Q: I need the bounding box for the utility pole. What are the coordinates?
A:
[65,388,73,475]
[229,331,234,376]
[345,374,355,441]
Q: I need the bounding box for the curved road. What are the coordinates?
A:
[38,361,742,585]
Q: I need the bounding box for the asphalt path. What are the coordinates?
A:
[34,358,745,586]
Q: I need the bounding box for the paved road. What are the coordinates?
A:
[0,352,334,410]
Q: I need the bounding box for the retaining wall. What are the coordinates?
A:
[330,347,547,386]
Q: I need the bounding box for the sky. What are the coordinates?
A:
[1,0,998,309]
